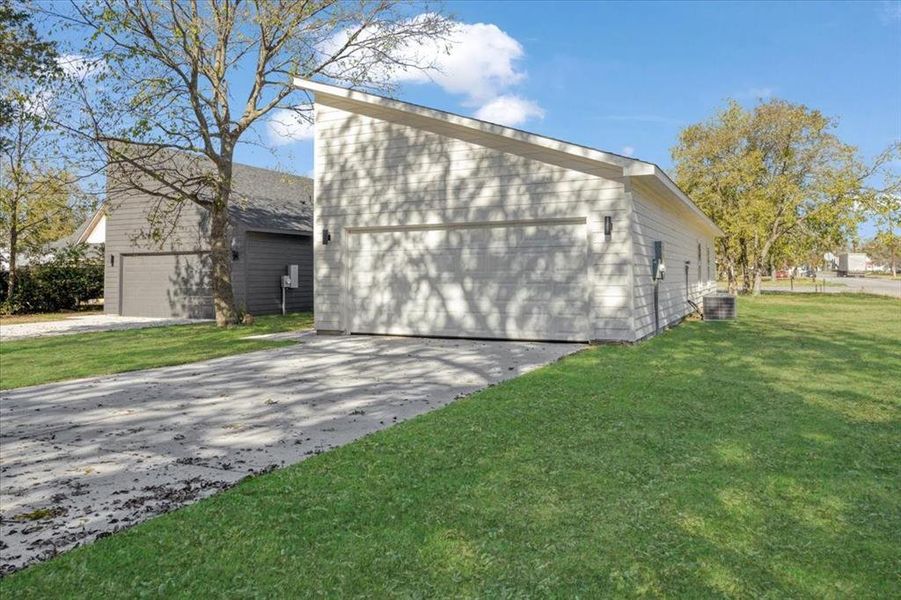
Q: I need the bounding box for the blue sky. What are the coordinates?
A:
[221,2,898,237]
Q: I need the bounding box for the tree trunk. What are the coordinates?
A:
[7,224,18,301]
[725,258,737,294]
[210,161,238,327]
[752,267,763,296]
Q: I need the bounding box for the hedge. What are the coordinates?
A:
[0,244,104,314]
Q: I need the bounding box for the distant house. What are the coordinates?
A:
[105,161,313,319]
[49,206,107,252]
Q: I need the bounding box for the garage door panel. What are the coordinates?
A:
[348,221,589,341]
[121,253,213,319]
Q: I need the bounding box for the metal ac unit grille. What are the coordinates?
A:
[704,294,737,320]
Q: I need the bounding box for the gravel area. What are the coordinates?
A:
[0,315,206,341]
[0,334,583,575]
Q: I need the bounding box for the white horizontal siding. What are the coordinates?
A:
[313,99,631,340]
[630,180,717,340]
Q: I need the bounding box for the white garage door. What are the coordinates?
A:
[347,220,589,341]
[120,253,213,318]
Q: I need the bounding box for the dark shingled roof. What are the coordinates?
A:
[228,163,313,233]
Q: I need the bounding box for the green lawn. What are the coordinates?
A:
[2,295,899,598]
[0,312,313,390]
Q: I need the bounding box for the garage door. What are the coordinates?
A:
[347,220,589,341]
[120,253,213,318]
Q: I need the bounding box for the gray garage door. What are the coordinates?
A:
[120,253,213,318]
[347,220,590,341]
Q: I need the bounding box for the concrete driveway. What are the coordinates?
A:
[819,274,901,298]
[0,335,583,574]
[0,314,207,341]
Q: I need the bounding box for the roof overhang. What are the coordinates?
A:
[624,163,724,236]
[293,78,723,237]
[75,206,106,244]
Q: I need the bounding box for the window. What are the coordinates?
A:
[698,243,702,282]
[706,246,711,281]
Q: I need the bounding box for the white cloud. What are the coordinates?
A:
[58,54,106,79]
[474,95,544,127]
[399,21,526,104]
[267,108,315,146]
[621,145,636,157]
[321,16,544,126]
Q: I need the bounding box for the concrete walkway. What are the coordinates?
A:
[757,276,901,298]
[0,335,583,574]
[0,314,206,341]
[818,275,901,298]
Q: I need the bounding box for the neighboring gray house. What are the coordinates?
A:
[105,161,313,319]
[296,79,722,342]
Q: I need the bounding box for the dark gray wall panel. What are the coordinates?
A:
[243,232,313,315]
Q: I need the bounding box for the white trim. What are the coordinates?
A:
[344,216,587,234]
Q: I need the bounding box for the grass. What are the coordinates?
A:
[0,312,313,390]
[0,305,103,325]
[2,294,899,598]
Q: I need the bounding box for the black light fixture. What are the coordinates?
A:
[322,228,331,245]
[110,254,115,267]
[231,237,239,261]
[604,216,613,236]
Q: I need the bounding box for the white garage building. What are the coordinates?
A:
[297,79,721,342]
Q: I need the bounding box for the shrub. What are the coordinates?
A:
[0,244,104,314]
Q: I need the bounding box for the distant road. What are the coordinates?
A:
[818,274,901,298]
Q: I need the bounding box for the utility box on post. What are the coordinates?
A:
[287,264,299,289]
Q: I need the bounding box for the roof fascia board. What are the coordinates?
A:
[294,78,635,172]
[76,207,106,244]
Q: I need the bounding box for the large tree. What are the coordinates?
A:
[672,100,868,294]
[49,0,450,326]
[0,0,59,134]
[0,90,84,299]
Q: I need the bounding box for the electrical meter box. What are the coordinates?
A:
[286,264,299,289]
[652,241,666,280]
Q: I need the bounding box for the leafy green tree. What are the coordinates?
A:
[862,144,900,276]
[673,100,868,294]
[0,0,58,135]
[49,0,450,326]
[0,88,84,300]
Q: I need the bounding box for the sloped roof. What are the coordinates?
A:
[293,78,722,236]
[48,206,105,250]
[228,163,313,233]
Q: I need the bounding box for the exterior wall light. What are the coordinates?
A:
[322,228,331,245]
[604,216,613,236]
